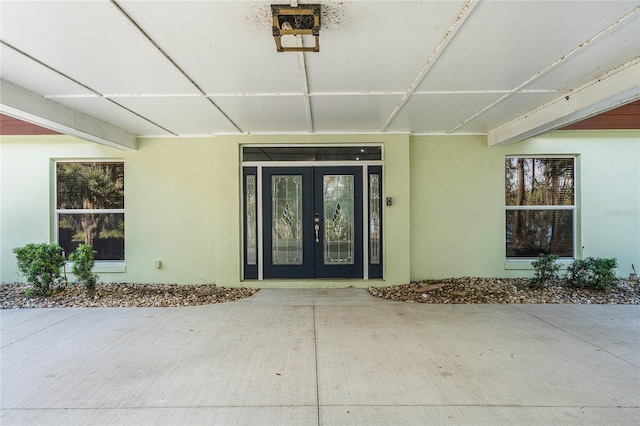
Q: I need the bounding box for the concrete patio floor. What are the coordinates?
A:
[1,288,638,425]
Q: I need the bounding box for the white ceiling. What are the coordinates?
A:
[1,0,639,149]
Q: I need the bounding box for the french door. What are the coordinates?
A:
[243,165,382,280]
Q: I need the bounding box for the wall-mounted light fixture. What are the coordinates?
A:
[271,4,321,52]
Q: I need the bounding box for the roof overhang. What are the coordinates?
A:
[0,79,137,150]
[488,57,640,147]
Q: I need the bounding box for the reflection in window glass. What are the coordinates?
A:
[57,162,124,209]
[56,162,125,261]
[505,210,573,257]
[58,213,125,260]
[272,175,303,265]
[505,157,575,258]
[243,146,382,162]
[369,174,381,264]
[505,158,574,206]
[323,175,354,265]
[246,175,257,265]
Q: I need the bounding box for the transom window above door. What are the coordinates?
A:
[242,146,382,162]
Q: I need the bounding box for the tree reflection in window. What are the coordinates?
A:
[505,158,575,258]
[56,162,125,261]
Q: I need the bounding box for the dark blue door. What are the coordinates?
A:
[263,166,363,279]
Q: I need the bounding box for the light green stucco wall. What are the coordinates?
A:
[1,136,124,283]
[207,134,411,288]
[409,131,639,280]
[0,134,411,287]
[1,131,637,286]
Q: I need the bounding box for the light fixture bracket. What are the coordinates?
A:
[271,4,321,52]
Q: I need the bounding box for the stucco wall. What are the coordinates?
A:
[1,136,124,283]
[206,133,411,288]
[1,131,637,286]
[1,134,411,287]
[409,131,640,280]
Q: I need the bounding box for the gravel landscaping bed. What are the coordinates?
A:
[0,283,259,309]
[368,277,640,304]
[2,278,639,308]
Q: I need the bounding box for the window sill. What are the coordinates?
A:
[504,259,572,270]
[66,262,126,273]
[94,263,126,273]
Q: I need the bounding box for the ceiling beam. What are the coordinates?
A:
[0,79,137,151]
[488,58,640,147]
[451,4,640,134]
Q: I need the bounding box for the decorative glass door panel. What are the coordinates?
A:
[272,175,303,265]
[313,167,362,278]
[263,168,313,278]
[261,166,363,279]
[323,175,354,265]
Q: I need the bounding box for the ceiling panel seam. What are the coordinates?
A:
[296,38,313,133]
[109,0,242,133]
[0,40,99,96]
[447,4,640,134]
[380,0,480,132]
[0,40,176,136]
[412,90,566,95]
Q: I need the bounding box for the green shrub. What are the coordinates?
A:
[13,243,66,296]
[69,244,99,294]
[530,254,560,288]
[566,257,618,290]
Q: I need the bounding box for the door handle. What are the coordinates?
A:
[314,224,319,242]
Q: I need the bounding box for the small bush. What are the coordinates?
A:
[13,243,66,296]
[530,254,560,288]
[69,244,99,295]
[566,257,618,290]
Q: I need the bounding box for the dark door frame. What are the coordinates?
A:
[242,163,383,280]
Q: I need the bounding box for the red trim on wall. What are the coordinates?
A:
[561,101,640,130]
[0,114,61,135]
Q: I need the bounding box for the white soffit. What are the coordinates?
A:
[0,0,197,95]
[488,58,640,147]
[527,17,640,91]
[0,44,94,97]
[51,96,174,137]
[387,92,505,133]
[0,0,638,144]
[311,94,405,133]
[113,96,241,135]
[455,91,570,134]
[212,95,311,133]
[118,1,303,95]
[0,79,137,150]
[305,1,469,93]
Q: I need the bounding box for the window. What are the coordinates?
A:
[242,146,382,162]
[505,157,575,258]
[56,161,125,261]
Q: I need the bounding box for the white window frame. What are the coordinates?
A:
[504,155,577,268]
[54,160,126,272]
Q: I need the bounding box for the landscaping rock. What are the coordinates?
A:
[369,277,640,305]
[0,283,258,309]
